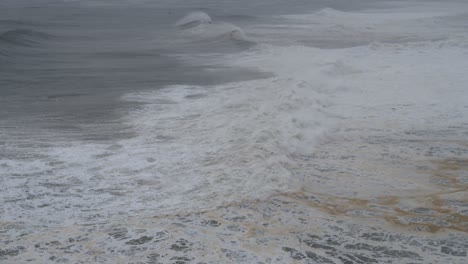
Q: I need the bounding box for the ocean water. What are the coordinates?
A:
[1,0,468,263]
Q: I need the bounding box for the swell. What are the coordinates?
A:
[0,19,33,27]
[0,29,54,47]
[0,28,55,57]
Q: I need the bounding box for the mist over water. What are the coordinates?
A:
[1,0,468,263]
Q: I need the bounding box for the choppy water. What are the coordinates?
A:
[1,0,468,263]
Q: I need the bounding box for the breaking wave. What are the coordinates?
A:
[0,44,334,225]
[176,11,212,29]
[176,12,249,42]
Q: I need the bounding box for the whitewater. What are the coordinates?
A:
[1,0,468,263]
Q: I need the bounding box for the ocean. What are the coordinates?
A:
[1,0,468,263]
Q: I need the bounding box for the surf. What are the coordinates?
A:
[176,12,250,42]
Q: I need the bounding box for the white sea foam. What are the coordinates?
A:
[2,1,468,232]
[3,36,468,228]
[1,4,468,264]
[0,46,336,226]
[247,4,468,48]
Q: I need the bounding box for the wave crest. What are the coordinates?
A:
[176,12,249,42]
[176,11,212,29]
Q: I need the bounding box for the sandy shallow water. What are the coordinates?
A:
[2,118,467,263]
